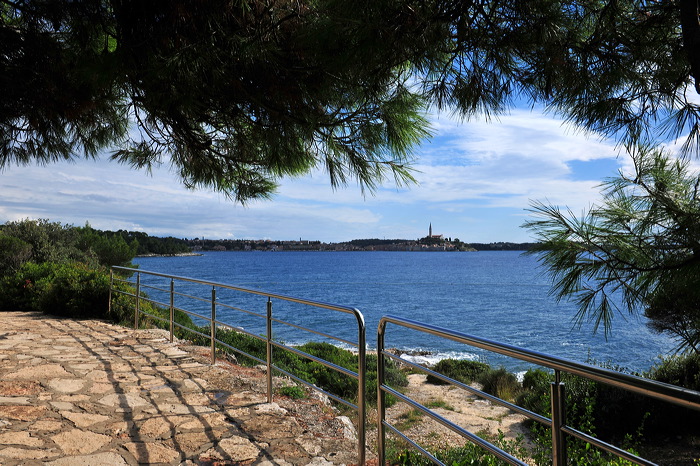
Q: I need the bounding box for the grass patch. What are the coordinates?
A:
[278,384,307,399]
[426,359,490,385]
[395,409,423,431]
[387,431,529,466]
[425,399,455,411]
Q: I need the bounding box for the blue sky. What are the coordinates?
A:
[1,109,632,243]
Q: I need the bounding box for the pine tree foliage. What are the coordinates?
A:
[524,147,700,352]
[3,1,700,200]
[1,0,430,201]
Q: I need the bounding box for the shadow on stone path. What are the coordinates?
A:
[0,312,358,465]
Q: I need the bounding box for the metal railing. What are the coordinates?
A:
[377,315,700,466]
[109,266,367,465]
[109,267,700,465]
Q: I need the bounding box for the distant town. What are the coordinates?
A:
[110,224,536,256]
[184,224,536,253]
[187,237,536,253]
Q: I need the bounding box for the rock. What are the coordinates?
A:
[0,431,44,447]
[47,378,86,393]
[0,396,30,404]
[60,411,111,428]
[44,452,128,466]
[50,401,75,411]
[0,380,42,396]
[201,435,260,462]
[51,429,111,455]
[97,393,151,409]
[0,447,56,460]
[29,419,64,431]
[122,442,181,463]
[0,405,47,421]
[254,402,287,415]
[335,416,357,440]
[5,363,72,379]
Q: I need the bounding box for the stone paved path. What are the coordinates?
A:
[0,312,358,465]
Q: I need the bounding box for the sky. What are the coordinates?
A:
[0,108,635,243]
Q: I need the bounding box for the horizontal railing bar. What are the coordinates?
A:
[271,365,358,410]
[138,311,169,325]
[141,284,170,294]
[270,317,358,348]
[215,340,266,366]
[381,384,527,465]
[211,320,242,332]
[174,306,209,321]
[382,350,551,427]
[173,322,210,341]
[172,290,212,305]
[114,266,361,316]
[560,426,655,466]
[111,289,136,299]
[381,421,443,465]
[216,301,266,319]
[139,296,170,309]
[214,323,267,344]
[270,341,359,380]
[380,315,700,411]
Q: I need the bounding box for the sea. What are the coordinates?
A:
[133,250,676,374]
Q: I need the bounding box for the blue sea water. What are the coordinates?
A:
[134,250,676,373]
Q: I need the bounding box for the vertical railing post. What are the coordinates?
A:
[551,370,567,466]
[211,287,216,365]
[266,297,273,403]
[108,268,113,317]
[169,279,174,343]
[377,320,387,466]
[134,273,141,330]
[356,313,366,466]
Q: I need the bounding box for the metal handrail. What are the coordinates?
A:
[109,266,367,465]
[377,315,700,466]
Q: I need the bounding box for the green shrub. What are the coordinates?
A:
[211,327,267,363]
[516,368,649,465]
[278,384,307,399]
[640,353,700,437]
[646,352,700,391]
[0,261,111,319]
[174,332,408,408]
[1,219,84,265]
[516,368,551,415]
[270,342,409,406]
[477,367,521,402]
[0,235,33,276]
[426,359,490,385]
[388,431,528,466]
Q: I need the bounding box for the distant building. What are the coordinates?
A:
[428,223,444,240]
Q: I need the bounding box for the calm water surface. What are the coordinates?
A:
[134,251,675,373]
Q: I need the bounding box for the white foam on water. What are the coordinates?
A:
[399,350,482,367]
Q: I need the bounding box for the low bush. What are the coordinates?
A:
[388,431,528,466]
[426,358,490,385]
[646,352,700,391]
[172,327,408,407]
[640,353,700,437]
[278,384,307,399]
[477,367,521,402]
[0,261,110,319]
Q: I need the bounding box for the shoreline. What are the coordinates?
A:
[136,252,203,257]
